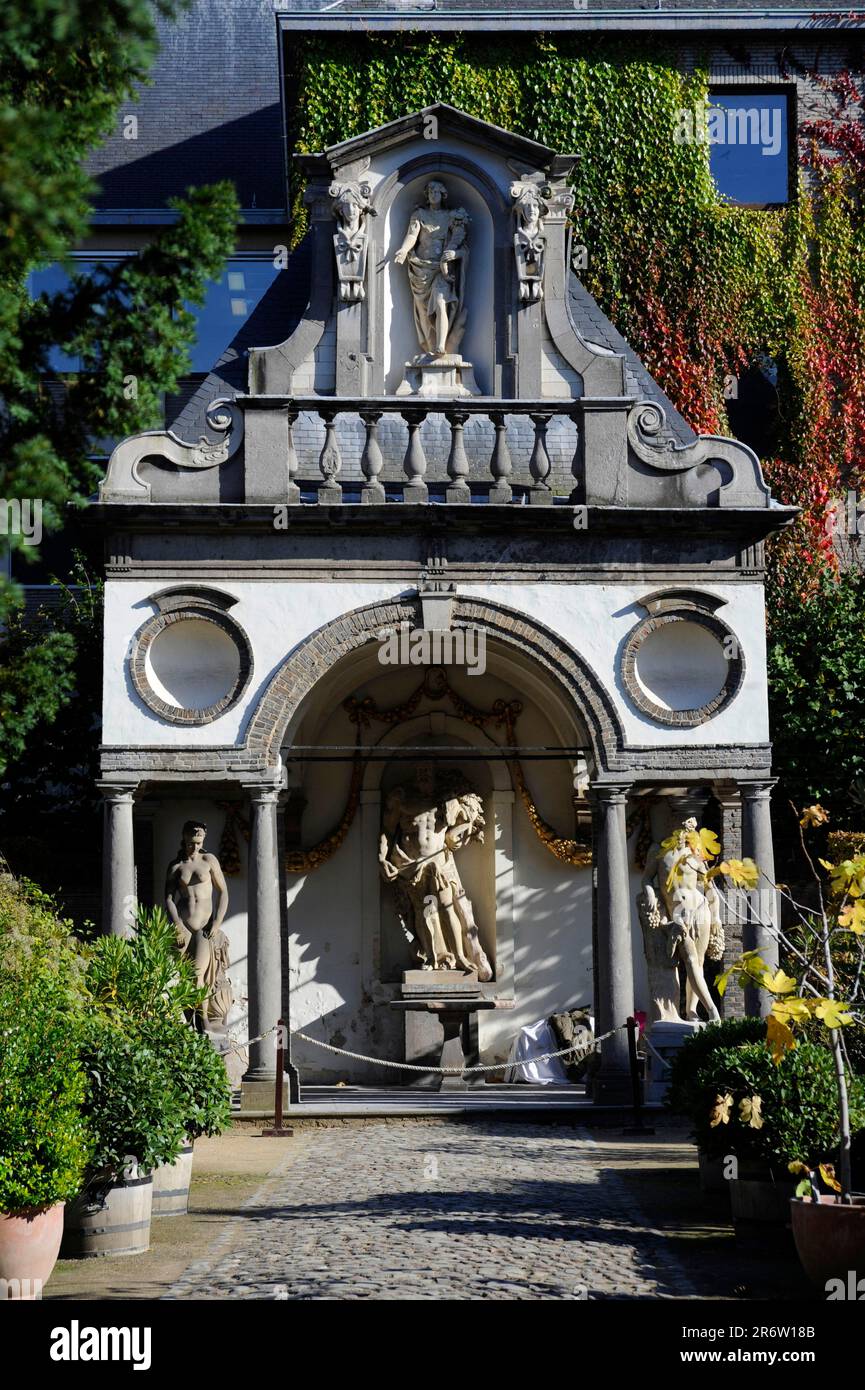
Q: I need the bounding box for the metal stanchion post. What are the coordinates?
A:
[262,1018,294,1137]
[622,1016,654,1135]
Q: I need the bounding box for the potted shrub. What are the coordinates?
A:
[691,1038,864,1223]
[667,1017,767,1193]
[716,803,865,1282]
[150,1017,232,1217]
[0,874,90,1295]
[0,968,91,1294]
[64,906,231,1243]
[62,909,202,1257]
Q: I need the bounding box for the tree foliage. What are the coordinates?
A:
[0,0,238,618]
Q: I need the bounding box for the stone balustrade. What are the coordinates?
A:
[241,394,606,506]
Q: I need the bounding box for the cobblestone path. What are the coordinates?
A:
[168,1121,698,1300]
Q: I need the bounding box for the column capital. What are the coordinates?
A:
[738,779,778,802]
[242,782,284,805]
[96,781,138,803]
[588,782,631,806]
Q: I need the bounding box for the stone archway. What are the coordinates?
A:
[243,593,625,773]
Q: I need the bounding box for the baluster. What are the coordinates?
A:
[488,410,513,504]
[286,408,300,504]
[401,409,428,504]
[528,410,553,505]
[445,409,471,504]
[360,410,385,504]
[317,409,342,504]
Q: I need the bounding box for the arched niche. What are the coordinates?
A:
[382,173,496,395]
[358,713,515,997]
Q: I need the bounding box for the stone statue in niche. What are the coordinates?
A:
[511,181,547,301]
[330,178,376,303]
[637,817,724,1025]
[394,181,479,397]
[165,818,233,1034]
[379,762,492,981]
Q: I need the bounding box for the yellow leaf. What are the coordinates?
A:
[838,900,865,935]
[761,969,798,996]
[814,998,854,1028]
[698,827,721,860]
[788,1160,810,1176]
[709,1093,733,1127]
[718,858,760,889]
[800,804,830,828]
[766,1013,797,1064]
[716,966,732,997]
[818,1163,842,1193]
[739,1095,764,1129]
[771,997,811,1026]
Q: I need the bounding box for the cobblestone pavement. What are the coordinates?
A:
[168,1122,699,1300]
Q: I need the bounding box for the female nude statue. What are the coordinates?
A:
[165,819,230,1030]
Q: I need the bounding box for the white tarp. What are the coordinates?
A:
[503,1018,572,1085]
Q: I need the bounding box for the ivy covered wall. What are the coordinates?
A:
[287,34,865,577]
[286,33,865,828]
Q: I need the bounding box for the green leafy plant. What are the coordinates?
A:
[691,1040,865,1172]
[0,872,91,1211]
[667,1016,767,1121]
[78,1017,187,1183]
[0,968,91,1211]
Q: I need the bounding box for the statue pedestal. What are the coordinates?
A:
[390,973,513,1091]
[645,1019,702,1104]
[396,356,481,399]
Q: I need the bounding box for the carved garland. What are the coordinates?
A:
[273,667,592,874]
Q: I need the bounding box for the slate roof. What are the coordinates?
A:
[169,234,695,447]
[277,0,860,16]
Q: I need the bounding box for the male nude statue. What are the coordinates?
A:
[165,819,230,1029]
[379,762,492,981]
[638,816,723,1024]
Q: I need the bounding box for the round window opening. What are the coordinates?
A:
[145,618,241,711]
[623,613,744,726]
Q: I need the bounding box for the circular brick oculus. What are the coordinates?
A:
[130,605,253,726]
[622,612,744,728]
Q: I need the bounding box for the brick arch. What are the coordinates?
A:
[243,595,625,770]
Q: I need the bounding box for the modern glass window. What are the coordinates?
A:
[185,257,280,372]
[27,257,132,373]
[708,90,791,207]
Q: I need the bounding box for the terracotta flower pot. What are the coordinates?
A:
[791,1195,865,1289]
[0,1202,65,1298]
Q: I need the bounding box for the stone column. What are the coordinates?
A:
[740,780,779,1018]
[713,781,745,1019]
[99,783,137,938]
[591,783,635,1102]
[243,785,283,1088]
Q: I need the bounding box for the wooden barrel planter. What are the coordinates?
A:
[698,1151,729,1196]
[729,1165,797,1224]
[151,1143,194,1218]
[61,1168,152,1259]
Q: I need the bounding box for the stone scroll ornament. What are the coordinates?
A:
[330,178,376,303]
[510,180,548,302]
[98,399,244,503]
[636,817,725,1026]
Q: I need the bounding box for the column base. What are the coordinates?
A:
[591,1071,634,1105]
[239,1076,292,1114]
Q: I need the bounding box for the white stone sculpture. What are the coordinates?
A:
[165,818,233,1034]
[393,181,479,397]
[637,816,724,1025]
[379,762,492,981]
[330,178,376,302]
[511,181,547,301]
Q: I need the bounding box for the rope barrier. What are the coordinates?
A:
[641,1033,673,1071]
[288,1022,626,1076]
